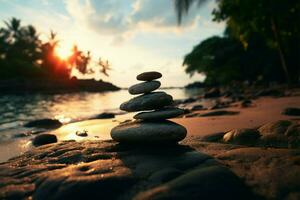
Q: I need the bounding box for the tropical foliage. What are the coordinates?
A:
[175,0,300,85]
[0,18,110,80]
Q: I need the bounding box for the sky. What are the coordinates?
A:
[0,0,225,87]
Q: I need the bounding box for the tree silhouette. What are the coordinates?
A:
[0,17,42,78]
[0,17,111,80]
[69,45,93,74]
[174,0,207,24]
[98,58,111,77]
[174,0,300,84]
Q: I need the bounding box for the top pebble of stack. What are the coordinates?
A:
[137,71,162,81]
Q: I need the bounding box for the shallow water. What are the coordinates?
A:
[0,88,204,162]
[0,88,203,134]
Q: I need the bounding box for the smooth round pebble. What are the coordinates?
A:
[111,120,187,143]
[129,81,161,95]
[137,71,162,81]
[120,92,173,112]
[134,107,184,120]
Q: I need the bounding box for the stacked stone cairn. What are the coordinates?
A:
[111,71,187,144]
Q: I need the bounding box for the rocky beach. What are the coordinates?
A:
[1,0,300,199]
[0,72,300,200]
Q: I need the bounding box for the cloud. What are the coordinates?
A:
[64,0,212,42]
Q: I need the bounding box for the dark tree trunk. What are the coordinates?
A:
[270,17,291,85]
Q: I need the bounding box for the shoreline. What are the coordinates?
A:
[0,78,120,94]
[0,89,300,199]
[1,94,299,163]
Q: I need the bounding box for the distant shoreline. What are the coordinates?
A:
[0,78,120,94]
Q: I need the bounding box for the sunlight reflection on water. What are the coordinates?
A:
[0,88,203,131]
[0,88,204,162]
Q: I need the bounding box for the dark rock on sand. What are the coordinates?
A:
[190,104,205,111]
[120,92,173,112]
[258,120,293,136]
[241,99,252,108]
[209,101,229,110]
[200,110,239,117]
[129,81,161,95]
[223,129,261,145]
[76,130,88,137]
[134,108,184,120]
[111,120,187,143]
[259,134,288,148]
[137,71,162,81]
[285,123,300,148]
[282,107,300,116]
[258,120,300,148]
[199,132,225,142]
[182,97,197,104]
[203,88,221,98]
[24,119,62,129]
[32,134,57,146]
[92,112,115,119]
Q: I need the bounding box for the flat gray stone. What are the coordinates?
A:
[129,81,161,95]
[111,120,187,143]
[134,108,184,120]
[137,71,162,81]
[120,92,173,112]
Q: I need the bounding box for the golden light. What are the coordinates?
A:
[55,46,72,60]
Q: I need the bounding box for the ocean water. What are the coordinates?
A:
[0,88,203,139]
[0,88,204,162]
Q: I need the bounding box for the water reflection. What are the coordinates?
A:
[0,88,205,142]
[0,88,204,162]
[0,88,203,131]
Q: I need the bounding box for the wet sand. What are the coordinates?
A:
[174,96,300,137]
[1,95,299,162]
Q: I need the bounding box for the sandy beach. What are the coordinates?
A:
[1,90,300,199]
[175,96,300,137]
[1,94,299,163]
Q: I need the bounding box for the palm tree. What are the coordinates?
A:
[40,30,61,76]
[4,18,21,40]
[174,0,207,24]
[98,58,111,77]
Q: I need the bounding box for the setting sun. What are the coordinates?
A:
[55,46,71,60]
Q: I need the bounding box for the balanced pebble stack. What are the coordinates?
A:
[111,71,187,144]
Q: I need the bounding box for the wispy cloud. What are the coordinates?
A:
[0,0,224,87]
[64,0,217,42]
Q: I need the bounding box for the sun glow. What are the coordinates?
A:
[55,46,72,60]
